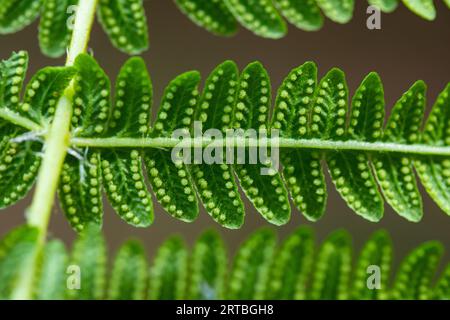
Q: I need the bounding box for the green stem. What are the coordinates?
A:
[14,0,99,300]
[27,0,98,236]
[0,108,43,132]
[71,137,450,157]
[27,91,74,231]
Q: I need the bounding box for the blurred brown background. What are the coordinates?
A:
[0,1,449,266]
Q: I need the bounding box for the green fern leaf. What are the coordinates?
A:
[328,72,384,222]
[188,230,227,300]
[35,240,68,300]
[351,230,392,299]
[0,0,41,34]
[310,68,349,140]
[273,0,324,31]
[391,241,443,299]
[402,0,436,20]
[174,0,445,38]
[310,69,383,221]
[309,230,352,300]
[227,229,276,300]
[67,224,106,300]
[266,227,315,299]
[11,225,449,301]
[106,57,152,138]
[0,51,41,209]
[148,236,188,300]
[108,240,148,300]
[20,66,76,125]
[39,0,78,58]
[97,0,149,54]
[58,54,110,232]
[102,58,154,228]
[0,51,29,112]
[316,0,355,24]
[0,225,39,299]
[368,0,399,12]
[223,0,287,38]
[59,150,103,232]
[374,81,426,222]
[3,55,450,228]
[189,62,245,228]
[102,150,154,227]
[0,136,41,209]
[174,0,238,36]
[348,73,386,143]
[71,54,111,138]
[416,84,450,216]
[147,71,200,222]
[273,62,327,221]
[233,62,291,225]
[433,264,450,299]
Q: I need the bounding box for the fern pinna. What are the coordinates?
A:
[0,0,449,58]
[175,0,449,37]
[0,224,448,300]
[1,51,450,231]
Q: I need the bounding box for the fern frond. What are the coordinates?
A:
[1,0,447,57]
[1,225,448,300]
[0,0,149,57]
[1,52,450,230]
[174,0,448,38]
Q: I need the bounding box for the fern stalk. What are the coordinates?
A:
[70,137,450,157]
[28,0,98,238]
[13,0,99,299]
